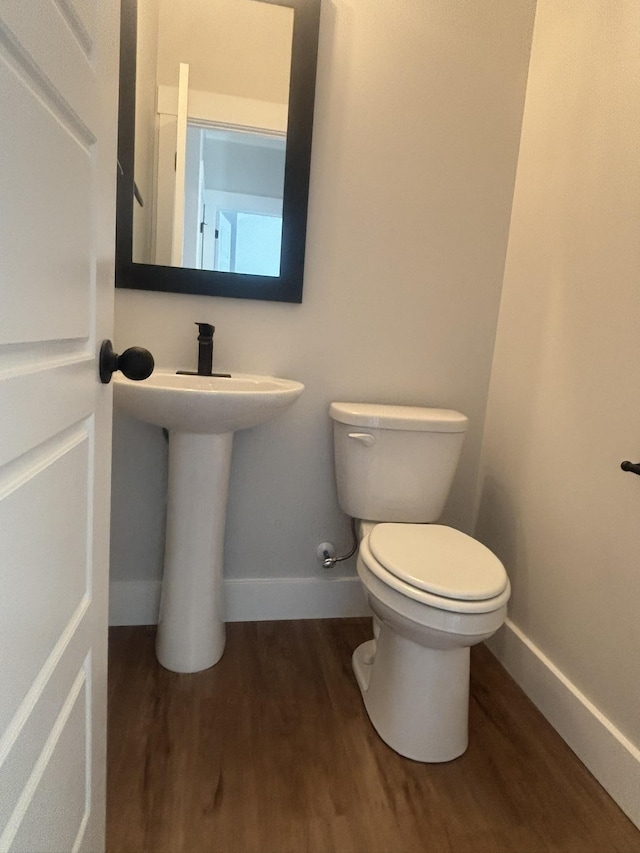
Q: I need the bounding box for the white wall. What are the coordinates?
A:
[476,0,640,826]
[156,0,293,101]
[111,0,535,620]
[203,136,285,196]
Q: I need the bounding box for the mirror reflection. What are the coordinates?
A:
[132,0,294,278]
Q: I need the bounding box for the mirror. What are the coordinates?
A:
[116,0,321,303]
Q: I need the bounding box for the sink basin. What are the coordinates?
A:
[114,371,305,434]
[113,369,304,674]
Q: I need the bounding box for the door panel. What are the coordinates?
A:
[0,434,90,731]
[0,0,117,849]
[0,16,92,343]
[0,363,93,470]
[0,630,90,831]
[4,665,90,853]
[0,0,98,126]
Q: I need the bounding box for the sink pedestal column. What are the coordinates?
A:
[155,430,233,673]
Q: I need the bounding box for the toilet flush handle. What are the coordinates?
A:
[348,432,375,447]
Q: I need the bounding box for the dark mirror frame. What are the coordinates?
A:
[116,0,320,303]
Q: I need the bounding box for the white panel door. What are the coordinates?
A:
[0,1,118,851]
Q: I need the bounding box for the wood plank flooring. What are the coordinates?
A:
[107,619,640,853]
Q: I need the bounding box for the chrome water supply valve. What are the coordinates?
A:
[316,519,358,569]
[317,542,337,569]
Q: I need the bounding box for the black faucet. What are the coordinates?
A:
[197,322,214,375]
[177,322,231,377]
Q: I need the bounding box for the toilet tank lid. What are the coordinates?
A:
[329,402,468,432]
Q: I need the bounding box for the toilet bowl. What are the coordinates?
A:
[352,522,509,762]
[329,402,510,763]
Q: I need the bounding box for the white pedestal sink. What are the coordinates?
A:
[114,371,304,672]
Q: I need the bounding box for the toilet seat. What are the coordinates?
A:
[360,524,510,614]
[369,523,508,600]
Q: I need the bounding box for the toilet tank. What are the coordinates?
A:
[329,402,468,523]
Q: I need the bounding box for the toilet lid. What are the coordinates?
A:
[368,524,507,601]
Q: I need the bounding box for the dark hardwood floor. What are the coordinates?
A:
[107,619,640,853]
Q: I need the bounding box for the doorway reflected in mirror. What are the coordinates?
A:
[165,124,285,276]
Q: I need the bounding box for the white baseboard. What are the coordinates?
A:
[487,618,640,829]
[108,576,370,628]
[224,576,370,621]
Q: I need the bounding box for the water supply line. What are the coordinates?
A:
[319,518,358,569]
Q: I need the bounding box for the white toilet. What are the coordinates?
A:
[329,401,510,763]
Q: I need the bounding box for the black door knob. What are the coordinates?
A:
[99,339,154,384]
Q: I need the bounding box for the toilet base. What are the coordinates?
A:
[352,625,470,762]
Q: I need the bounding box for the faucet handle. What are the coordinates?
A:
[196,322,214,337]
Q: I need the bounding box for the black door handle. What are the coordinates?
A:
[621,460,640,476]
[99,339,154,384]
